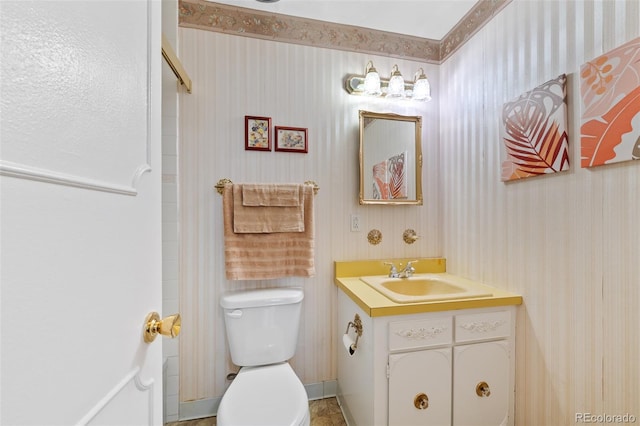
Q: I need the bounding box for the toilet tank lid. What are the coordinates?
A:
[220,287,304,309]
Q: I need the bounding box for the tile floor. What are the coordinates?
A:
[166,397,347,426]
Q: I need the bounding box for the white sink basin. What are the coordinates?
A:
[360,273,493,303]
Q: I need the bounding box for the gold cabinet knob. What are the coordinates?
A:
[143,312,181,343]
[476,381,491,397]
[414,393,429,410]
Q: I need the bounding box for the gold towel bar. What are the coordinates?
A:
[214,178,319,195]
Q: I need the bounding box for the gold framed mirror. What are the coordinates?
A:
[359,110,423,205]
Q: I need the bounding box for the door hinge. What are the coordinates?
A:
[386,363,390,379]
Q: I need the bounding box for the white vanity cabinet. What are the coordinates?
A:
[337,290,516,426]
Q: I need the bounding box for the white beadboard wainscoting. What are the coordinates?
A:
[176,28,441,413]
[439,1,639,425]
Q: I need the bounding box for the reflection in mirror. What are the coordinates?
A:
[359,110,422,205]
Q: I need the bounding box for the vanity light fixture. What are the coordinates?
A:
[387,65,405,98]
[344,61,432,102]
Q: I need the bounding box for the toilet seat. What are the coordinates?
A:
[217,362,310,426]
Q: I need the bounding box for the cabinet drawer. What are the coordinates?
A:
[389,317,452,351]
[455,310,511,343]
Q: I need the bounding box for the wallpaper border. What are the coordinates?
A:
[178,0,511,64]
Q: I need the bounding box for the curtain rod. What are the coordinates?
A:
[162,34,192,93]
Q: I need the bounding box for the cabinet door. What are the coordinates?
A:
[389,348,452,426]
[453,340,510,426]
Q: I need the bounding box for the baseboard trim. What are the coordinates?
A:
[336,382,354,426]
[178,380,338,421]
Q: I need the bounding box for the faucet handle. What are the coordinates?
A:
[403,260,418,276]
[383,262,398,277]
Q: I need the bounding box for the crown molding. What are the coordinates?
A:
[178,0,511,64]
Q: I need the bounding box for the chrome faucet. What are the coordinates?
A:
[398,260,417,278]
[384,260,418,278]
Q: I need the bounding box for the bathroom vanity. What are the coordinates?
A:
[334,258,522,426]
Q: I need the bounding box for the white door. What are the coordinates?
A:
[1,1,164,424]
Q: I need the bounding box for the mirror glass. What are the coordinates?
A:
[359,110,423,205]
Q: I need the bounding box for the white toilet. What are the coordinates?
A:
[217,287,310,426]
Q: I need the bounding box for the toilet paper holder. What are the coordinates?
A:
[344,314,363,349]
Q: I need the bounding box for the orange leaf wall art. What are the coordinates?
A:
[501,74,569,181]
[372,151,407,200]
[580,36,640,168]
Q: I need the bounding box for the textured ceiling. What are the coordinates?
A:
[208,0,478,40]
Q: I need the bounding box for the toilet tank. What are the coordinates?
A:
[220,287,304,367]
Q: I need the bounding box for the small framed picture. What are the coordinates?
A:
[245,116,272,151]
[275,126,308,153]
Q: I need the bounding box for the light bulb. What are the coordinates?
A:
[363,61,381,96]
[387,65,405,98]
[412,68,431,101]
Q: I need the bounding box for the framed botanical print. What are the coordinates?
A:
[245,116,272,151]
[274,126,308,153]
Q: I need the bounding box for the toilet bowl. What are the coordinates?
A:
[217,288,310,426]
[216,362,310,426]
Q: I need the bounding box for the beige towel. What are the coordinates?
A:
[233,184,304,233]
[242,183,301,206]
[223,184,315,280]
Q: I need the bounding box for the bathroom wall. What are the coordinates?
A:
[440,0,639,424]
[174,0,639,422]
[177,30,441,409]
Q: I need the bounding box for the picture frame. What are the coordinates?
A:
[245,116,272,151]
[274,126,308,153]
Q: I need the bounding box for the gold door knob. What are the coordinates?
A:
[476,381,491,397]
[414,393,429,410]
[143,312,181,343]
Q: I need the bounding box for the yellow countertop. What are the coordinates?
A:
[334,258,522,317]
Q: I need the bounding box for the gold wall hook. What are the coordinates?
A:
[143,312,181,343]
